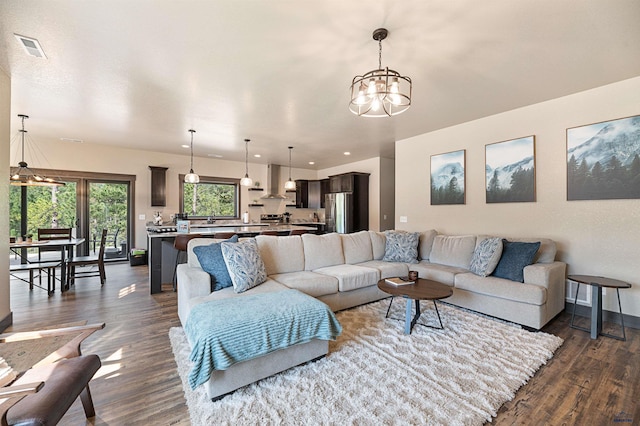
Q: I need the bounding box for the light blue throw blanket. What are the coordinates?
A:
[185,289,342,389]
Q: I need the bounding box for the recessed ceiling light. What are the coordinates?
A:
[344,152,351,155]
[60,137,83,143]
[208,154,223,158]
[14,34,47,58]
[308,161,315,165]
[254,154,261,158]
[181,144,189,148]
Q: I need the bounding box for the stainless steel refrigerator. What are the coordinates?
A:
[325,192,353,234]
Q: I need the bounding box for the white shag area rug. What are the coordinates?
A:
[169,299,563,425]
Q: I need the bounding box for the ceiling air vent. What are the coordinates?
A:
[14,34,47,59]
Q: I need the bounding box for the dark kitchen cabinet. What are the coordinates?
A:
[320,179,330,208]
[295,180,323,209]
[149,166,168,207]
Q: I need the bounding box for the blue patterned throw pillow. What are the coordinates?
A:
[382,230,420,264]
[193,235,239,291]
[221,238,267,293]
[492,240,540,283]
[469,237,503,277]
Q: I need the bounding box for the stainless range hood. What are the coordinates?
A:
[260,164,287,199]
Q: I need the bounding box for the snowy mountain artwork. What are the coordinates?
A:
[567,115,640,200]
[431,150,465,205]
[485,136,536,203]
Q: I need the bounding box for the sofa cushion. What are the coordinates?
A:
[409,261,465,286]
[341,231,374,264]
[418,229,438,261]
[382,230,419,263]
[429,235,477,269]
[477,235,557,264]
[270,271,339,298]
[313,264,380,292]
[469,237,503,277]
[192,235,239,291]
[188,237,224,268]
[455,272,547,305]
[256,235,305,275]
[221,238,267,293]
[357,260,409,279]
[302,233,344,271]
[368,231,386,260]
[492,240,540,283]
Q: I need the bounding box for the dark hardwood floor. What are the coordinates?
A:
[5,263,639,425]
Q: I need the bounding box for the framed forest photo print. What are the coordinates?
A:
[431,149,465,205]
[567,115,640,200]
[485,136,536,203]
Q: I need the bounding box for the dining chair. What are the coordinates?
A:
[66,229,107,289]
[258,230,280,236]
[37,228,72,261]
[289,229,310,236]
[36,228,72,287]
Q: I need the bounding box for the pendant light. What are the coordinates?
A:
[184,129,200,183]
[284,146,296,190]
[240,138,253,186]
[10,114,65,186]
[349,28,412,117]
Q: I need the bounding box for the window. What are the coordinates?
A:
[179,175,241,219]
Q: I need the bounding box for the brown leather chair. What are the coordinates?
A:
[173,233,203,291]
[212,232,237,240]
[289,229,310,236]
[258,230,280,236]
[0,323,105,426]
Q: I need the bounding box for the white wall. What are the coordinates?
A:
[396,76,640,317]
[0,69,10,329]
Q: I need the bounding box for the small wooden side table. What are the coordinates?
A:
[568,274,631,341]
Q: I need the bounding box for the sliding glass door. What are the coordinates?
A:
[9,170,135,260]
[87,181,130,259]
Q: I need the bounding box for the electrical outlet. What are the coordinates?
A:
[399,216,407,223]
[139,214,146,220]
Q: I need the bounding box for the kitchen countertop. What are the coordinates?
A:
[147,224,316,238]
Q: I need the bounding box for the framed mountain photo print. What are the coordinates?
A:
[485,136,536,203]
[567,115,640,200]
[430,149,465,205]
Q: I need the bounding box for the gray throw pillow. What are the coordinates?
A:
[382,230,420,264]
[469,237,503,277]
[492,239,540,283]
[221,238,267,293]
[193,235,239,291]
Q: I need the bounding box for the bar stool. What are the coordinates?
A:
[259,230,280,236]
[213,232,237,240]
[289,229,309,236]
[173,233,202,291]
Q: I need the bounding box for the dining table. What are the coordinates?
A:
[10,237,86,292]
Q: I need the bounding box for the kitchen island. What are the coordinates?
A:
[147,224,316,294]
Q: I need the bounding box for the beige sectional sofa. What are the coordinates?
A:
[178,230,566,329]
[176,230,566,400]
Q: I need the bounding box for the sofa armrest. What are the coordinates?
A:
[523,261,566,289]
[524,261,567,316]
[176,264,211,300]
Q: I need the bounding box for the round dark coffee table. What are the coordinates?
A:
[377,277,453,334]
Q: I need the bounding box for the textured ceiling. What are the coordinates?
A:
[1,0,640,169]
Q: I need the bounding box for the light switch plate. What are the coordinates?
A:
[139,214,146,220]
[399,216,407,223]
